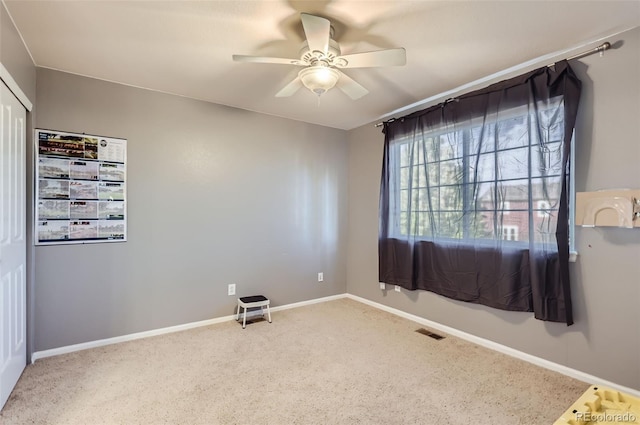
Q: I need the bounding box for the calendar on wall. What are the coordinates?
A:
[35,129,127,245]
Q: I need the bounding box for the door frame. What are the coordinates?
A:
[0,63,33,113]
[0,62,33,411]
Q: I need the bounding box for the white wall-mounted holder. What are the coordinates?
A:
[576,190,640,228]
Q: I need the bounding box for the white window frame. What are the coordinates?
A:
[569,133,577,261]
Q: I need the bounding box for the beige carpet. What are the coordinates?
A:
[1,298,587,424]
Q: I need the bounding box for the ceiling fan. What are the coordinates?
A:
[232,13,406,100]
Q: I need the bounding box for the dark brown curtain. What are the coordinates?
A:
[379,61,581,325]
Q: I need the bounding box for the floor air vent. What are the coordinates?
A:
[415,328,445,340]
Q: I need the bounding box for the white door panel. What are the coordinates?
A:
[0,81,27,411]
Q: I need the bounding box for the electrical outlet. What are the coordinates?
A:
[317,272,324,282]
[228,284,236,296]
[379,282,386,290]
[394,285,401,293]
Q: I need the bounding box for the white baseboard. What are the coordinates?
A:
[269,293,347,312]
[345,293,640,398]
[31,314,234,363]
[31,293,348,363]
[31,291,640,398]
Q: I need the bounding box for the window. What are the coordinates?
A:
[391,104,565,246]
[379,62,581,324]
[501,225,519,241]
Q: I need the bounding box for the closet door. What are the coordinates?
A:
[0,80,26,410]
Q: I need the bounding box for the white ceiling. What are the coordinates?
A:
[4,1,640,130]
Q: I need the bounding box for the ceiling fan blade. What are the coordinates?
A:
[232,55,304,66]
[336,70,368,100]
[334,48,406,68]
[275,77,303,97]
[300,13,330,54]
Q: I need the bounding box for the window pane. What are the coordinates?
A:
[425,137,439,164]
[400,189,409,212]
[532,141,562,177]
[400,165,427,189]
[476,182,495,211]
[417,212,431,236]
[534,209,558,244]
[438,212,464,239]
[412,142,424,165]
[438,134,463,161]
[440,186,462,211]
[429,187,440,211]
[531,177,561,203]
[468,153,496,183]
[427,162,439,186]
[496,199,516,217]
[410,167,419,187]
[496,115,529,150]
[411,188,421,211]
[399,143,410,167]
[499,179,529,206]
[399,212,408,236]
[547,120,564,143]
[400,167,409,188]
[409,215,416,235]
[468,211,492,239]
[538,106,564,143]
[416,165,427,188]
[469,125,496,154]
[440,158,464,185]
[497,147,529,180]
[536,200,553,218]
[416,188,430,210]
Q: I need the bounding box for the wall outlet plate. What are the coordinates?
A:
[318,272,323,282]
[228,284,236,296]
[394,285,401,293]
[379,282,385,290]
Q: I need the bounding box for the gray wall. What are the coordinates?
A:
[35,69,348,351]
[1,3,37,360]
[1,4,35,103]
[346,26,640,390]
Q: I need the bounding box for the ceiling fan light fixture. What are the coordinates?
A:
[299,66,340,96]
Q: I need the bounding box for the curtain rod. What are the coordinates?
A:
[374,41,612,128]
[558,41,611,64]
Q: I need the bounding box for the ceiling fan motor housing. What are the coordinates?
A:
[299,39,341,66]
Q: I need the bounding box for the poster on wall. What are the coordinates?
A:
[35,129,127,245]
